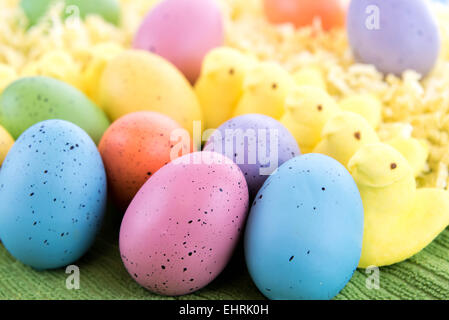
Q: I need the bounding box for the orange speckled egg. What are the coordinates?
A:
[99,111,194,208]
[263,0,347,31]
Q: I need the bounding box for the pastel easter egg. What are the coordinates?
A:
[99,111,193,208]
[0,76,110,144]
[133,0,224,82]
[0,120,107,270]
[119,151,249,296]
[347,0,440,76]
[20,0,53,26]
[264,0,347,30]
[0,125,14,166]
[204,114,300,197]
[245,154,364,300]
[20,0,120,27]
[64,0,120,25]
[99,50,202,136]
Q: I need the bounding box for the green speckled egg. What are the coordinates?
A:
[64,0,120,25]
[0,76,110,144]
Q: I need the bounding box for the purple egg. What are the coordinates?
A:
[204,114,300,197]
[347,0,440,77]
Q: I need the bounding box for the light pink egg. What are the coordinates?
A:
[133,0,224,83]
[119,151,249,296]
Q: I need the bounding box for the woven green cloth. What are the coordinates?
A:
[1,207,449,300]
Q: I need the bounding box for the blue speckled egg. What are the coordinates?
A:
[244,154,364,300]
[0,120,107,270]
[347,0,440,76]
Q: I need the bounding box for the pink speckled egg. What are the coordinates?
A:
[119,151,249,296]
[133,0,224,83]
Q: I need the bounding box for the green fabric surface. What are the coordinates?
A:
[1,203,449,300]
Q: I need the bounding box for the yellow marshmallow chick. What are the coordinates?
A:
[280,85,340,153]
[339,94,382,129]
[386,137,429,177]
[0,125,14,165]
[377,122,428,177]
[313,111,379,167]
[232,61,295,120]
[195,47,256,132]
[292,67,327,91]
[348,143,449,268]
[377,122,413,141]
[80,42,124,106]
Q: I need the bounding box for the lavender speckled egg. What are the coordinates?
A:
[119,151,249,296]
[0,120,107,270]
[204,114,300,197]
[347,0,440,76]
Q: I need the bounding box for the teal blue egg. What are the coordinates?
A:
[244,154,364,300]
[0,120,107,270]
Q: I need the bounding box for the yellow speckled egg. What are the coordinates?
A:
[0,125,14,165]
[99,50,203,135]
